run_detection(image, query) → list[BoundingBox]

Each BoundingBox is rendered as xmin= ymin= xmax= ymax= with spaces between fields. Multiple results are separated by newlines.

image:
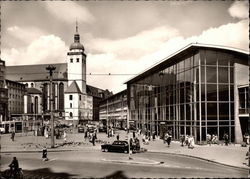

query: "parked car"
xmin=0 ymin=127 xmax=5 ymax=134
xmin=78 ymin=126 xmax=85 ymax=133
xmin=101 ymin=140 xmax=129 ymax=153
xmin=87 ymin=126 xmax=95 ymax=133
xmin=99 ymin=126 xmax=107 ymax=133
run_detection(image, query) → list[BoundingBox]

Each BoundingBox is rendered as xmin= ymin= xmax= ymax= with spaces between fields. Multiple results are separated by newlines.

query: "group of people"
xmin=84 ymin=130 xmax=97 ymax=146
xmin=180 ymin=135 xmax=195 ymax=149
xmin=206 ymin=134 xmax=219 ymax=145
xmin=107 ymin=127 xmax=114 ymax=138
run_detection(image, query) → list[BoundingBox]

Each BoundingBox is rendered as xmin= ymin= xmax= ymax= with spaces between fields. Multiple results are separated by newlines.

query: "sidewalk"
xmin=1 ymin=130 xmax=249 ymax=169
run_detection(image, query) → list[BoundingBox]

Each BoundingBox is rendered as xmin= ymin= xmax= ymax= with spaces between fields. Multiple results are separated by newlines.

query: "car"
xmin=78 ymin=126 xmax=85 ymax=133
xmin=87 ymin=126 xmax=95 ymax=133
xmin=0 ymin=127 xmax=5 ymax=134
xmin=101 ymin=140 xmax=129 ymax=153
xmin=99 ymin=127 xmax=107 ymax=133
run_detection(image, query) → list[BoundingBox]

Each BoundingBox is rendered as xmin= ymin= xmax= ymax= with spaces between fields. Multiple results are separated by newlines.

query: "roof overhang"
xmin=124 ymin=43 xmax=249 ymax=84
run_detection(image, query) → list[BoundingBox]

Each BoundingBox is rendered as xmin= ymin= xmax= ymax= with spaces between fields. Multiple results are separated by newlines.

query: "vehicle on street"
xmin=0 ymin=127 xmax=5 ymax=134
xmin=78 ymin=126 xmax=85 ymax=133
xmin=98 ymin=126 xmax=107 ymax=133
xmin=101 ymin=140 xmax=129 ymax=153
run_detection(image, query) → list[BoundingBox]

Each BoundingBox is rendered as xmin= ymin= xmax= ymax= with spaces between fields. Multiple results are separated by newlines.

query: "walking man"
xmin=92 ymin=133 xmax=96 ymax=146
xmin=166 ymin=133 xmax=172 ymax=147
xmin=42 ymin=146 xmax=48 ymax=161
xmin=11 ymin=131 xmax=15 ymax=142
xmin=223 ymin=133 xmax=229 ymax=146
xmin=180 ymin=135 xmax=185 ymax=147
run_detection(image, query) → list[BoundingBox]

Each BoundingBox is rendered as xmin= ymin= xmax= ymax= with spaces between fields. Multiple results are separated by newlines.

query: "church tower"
xmin=67 ymin=22 xmax=86 ymax=94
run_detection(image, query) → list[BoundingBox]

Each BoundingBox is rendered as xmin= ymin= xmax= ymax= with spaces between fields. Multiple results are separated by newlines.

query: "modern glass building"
xmin=125 ymin=43 xmax=249 ymax=143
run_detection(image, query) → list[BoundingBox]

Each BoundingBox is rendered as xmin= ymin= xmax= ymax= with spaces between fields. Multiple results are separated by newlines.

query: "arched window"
xmin=34 ymin=96 xmax=38 ymax=114
xmin=59 ymin=83 xmax=64 ymax=110
xmin=43 ymin=83 xmax=48 ymax=111
xmin=69 ymin=112 xmax=73 ymax=118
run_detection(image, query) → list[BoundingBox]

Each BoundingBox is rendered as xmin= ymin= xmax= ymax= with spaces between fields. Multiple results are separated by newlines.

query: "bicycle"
xmin=3 ymin=168 xmax=23 ymax=179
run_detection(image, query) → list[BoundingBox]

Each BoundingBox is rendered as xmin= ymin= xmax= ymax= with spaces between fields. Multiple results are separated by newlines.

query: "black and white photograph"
xmin=0 ymin=1 xmax=249 ymax=178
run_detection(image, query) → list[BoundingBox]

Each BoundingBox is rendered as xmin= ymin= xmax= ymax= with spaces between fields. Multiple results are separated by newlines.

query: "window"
xmin=70 ymin=59 xmax=73 ymax=63
xmin=70 ymin=112 xmax=73 ymax=117
xmin=79 ymin=95 xmax=81 ymax=101
xmin=70 ymin=103 xmax=72 ymax=108
xmin=76 ymin=58 xmax=79 ymax=62
xmin=69 ymin=95 xmax=73 ymax=100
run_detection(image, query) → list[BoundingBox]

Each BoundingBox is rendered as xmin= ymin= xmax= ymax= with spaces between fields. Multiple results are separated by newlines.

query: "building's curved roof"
xmin=125 ymin=43 xmax=249 ymax=84
xmin=69 ymin=42 xmax=85 ymax=51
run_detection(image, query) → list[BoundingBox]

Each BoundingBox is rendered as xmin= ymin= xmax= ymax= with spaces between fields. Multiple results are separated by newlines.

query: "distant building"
xmin=99 ymin=90 xmax=128 ymax=129
xmin=125 ymin=43 xmax=249 ymax=144
xmin=0 ymin=59 xmax=8 ymax=124
xmin=4 ymin=24 xmax=112 ymax=130
xmin=3 ymin=80 xmax=26 ymax=133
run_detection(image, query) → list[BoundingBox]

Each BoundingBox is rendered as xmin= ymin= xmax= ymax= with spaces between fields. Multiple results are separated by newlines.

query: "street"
xmin=1 ymin=149 xmax=248 ymax=178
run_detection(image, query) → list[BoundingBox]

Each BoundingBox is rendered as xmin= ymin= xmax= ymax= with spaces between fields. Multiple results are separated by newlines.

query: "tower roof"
xmin=65 ymin=80 xmax=82 ymax=93
xmin=69 ymin=21 xmax=84 ymax=51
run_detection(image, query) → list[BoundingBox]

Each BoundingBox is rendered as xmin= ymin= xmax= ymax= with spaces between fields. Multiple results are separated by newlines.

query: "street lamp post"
xmin=46 ymin=65 xmax=56 ymax=148
xmin=127 ymin=105 xmax=132 ymax=160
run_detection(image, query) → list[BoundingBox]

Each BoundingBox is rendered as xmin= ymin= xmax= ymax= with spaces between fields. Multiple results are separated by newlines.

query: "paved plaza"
xmin=1 ymin=130 xmax=249 ymax=169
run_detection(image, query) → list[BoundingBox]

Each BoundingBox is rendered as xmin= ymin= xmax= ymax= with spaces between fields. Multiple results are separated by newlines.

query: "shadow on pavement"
xmin=1 ymin=167 xmax=78 ymax=179
xmin=104 ymin=170 xmax=129 ymax=179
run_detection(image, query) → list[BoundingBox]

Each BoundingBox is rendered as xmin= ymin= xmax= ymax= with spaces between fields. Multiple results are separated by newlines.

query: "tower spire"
xmin=76 ymin=18 xmax=78 ymax=33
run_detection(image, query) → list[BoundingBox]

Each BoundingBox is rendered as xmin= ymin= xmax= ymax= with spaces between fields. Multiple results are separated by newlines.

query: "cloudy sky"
xmin=1 ymin=1 xmax=249 ymax=93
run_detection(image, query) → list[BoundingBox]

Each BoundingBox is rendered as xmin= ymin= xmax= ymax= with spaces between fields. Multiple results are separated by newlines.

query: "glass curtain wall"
xmin=129 ymin=49 xmax=235 ymax=143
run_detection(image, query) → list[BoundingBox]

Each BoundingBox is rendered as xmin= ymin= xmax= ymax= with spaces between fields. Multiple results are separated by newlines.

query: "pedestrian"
xmin=223 ymin=133 xmax=229 ymax=146
xmin=116 ymin=133 xmax=120 ymax=141
xmin=92 ymin=133 xmax=96 ymax=146
xmin=148 ymin=130 xmax=151 ymax=141
xmin=84 ymin=131 xmax=88 ymax=141
xmin=180 ymin=135 xmax=185 ymax=147
xmin=164 ymin=133 xmax=168 ymax=144
xmin=185 ymin=135 xmax=189 ymax=146
xmin=153 ymin=131 xmax=156 ymax=141
xmin=44 ymin=127 xmax=49 ymax=139
xmin=166 ymin=133 xmax=172 ymax=147
xmin=135 ymin=137 xmax=140 ymax=151
xmin=188 ymin=136 xmax=195 ymax=149
xmin=111 ymin=128 xmax=114 ymax=137
xmin=107 ymin=128 xmax=110 ymax=138
xmin=63 ymin=130 xmax=67 ymax=143
xmin=206 ymin=134 xmax=212 ymax=146
xmin=243 ymin=133 xmax=249 ymax=145
xmin=42 ymin=146 xmax=48 ymax=161
xmin=11 ymin=131 xmax=15 ymax=141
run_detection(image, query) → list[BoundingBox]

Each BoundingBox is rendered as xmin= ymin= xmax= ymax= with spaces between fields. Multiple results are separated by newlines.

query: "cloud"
xmin=86 ymin=25 xmax=179 ymax=60
xmin=44 ymin=1 xmax=95 ymax=24
xmin=228 ymin=1 xmax=249 ymax=19
xmin=2 ymin=35 xmax=68 ymax=65
xmin=7 ymin=26 xmax=45 ymax=44
xmin=86 ymin=19 xmax=248 ymax=93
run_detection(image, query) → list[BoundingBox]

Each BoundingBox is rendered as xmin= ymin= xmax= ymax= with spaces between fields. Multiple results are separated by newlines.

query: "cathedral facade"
xmin=4 ymin=25 xmax=111 ymax=131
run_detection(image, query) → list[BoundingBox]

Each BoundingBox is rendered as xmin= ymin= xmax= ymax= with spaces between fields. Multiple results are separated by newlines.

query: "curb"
xmin=146 ymin=150 xmax=249 ymax=170
xmin=101 ymin=158 xmax=161 ymax=165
